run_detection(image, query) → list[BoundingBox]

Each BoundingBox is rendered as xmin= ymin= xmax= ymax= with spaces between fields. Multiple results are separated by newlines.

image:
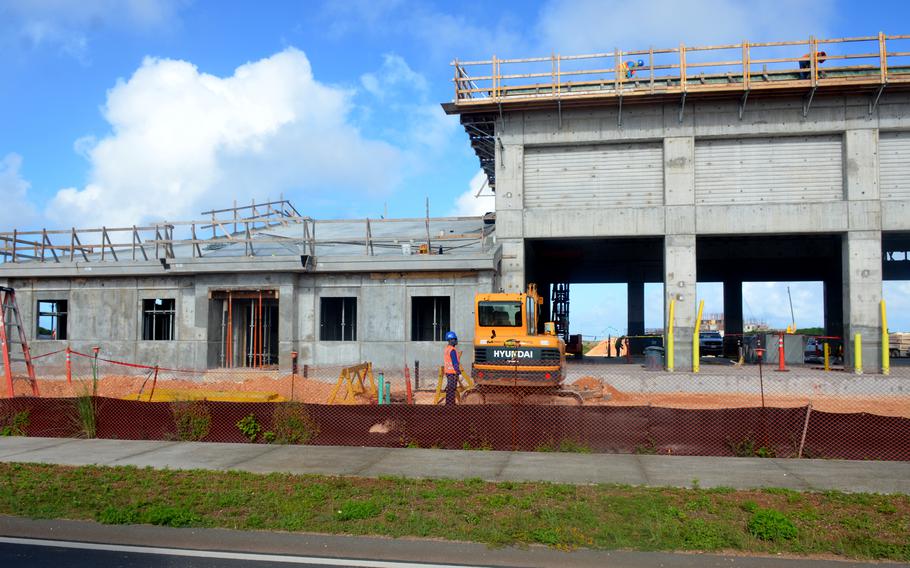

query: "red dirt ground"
xmin=6 ymin=373 xmax=908 ymax=417
xmin=571 ymin=376 xmax=910 ymax=417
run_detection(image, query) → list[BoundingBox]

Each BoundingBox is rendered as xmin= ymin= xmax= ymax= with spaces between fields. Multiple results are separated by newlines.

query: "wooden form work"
xmin=451 ymin=33 xmax=910 ymax=111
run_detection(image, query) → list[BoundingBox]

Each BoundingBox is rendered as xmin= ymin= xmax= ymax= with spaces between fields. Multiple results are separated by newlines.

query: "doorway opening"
xmin=210 ymin=290 xmax=279 ymax=369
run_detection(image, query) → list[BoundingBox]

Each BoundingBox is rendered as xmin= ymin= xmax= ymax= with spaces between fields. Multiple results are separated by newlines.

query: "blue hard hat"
xmin=445 ymin=331 xmax=458 ymax=341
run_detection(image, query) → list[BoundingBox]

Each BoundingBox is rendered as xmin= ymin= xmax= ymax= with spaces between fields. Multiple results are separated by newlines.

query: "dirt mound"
xmin=602 ymin=382 xmax=632 ymax=402
xmin=572 ymin=376 xmax=603 ymax=391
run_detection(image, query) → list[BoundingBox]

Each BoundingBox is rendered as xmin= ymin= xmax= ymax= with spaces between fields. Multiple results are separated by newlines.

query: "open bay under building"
xmin=3 ymin=33 xmax=910 ymax=374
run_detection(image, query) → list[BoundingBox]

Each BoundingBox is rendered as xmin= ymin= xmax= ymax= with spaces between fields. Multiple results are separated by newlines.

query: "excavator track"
xmin=460 ymin=387 xmax=583 ymax=406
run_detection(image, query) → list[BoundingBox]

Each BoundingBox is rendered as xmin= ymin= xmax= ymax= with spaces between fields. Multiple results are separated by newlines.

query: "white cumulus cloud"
xmin=452 ymin=170 xmax=494 ymax=216
xmin=47 ymin=48 xmax=403 ymax=227
xmin=0 ymin=153 xmax=38 ymax=230
xmin=360 ymin=54 xmax=428 ymax=100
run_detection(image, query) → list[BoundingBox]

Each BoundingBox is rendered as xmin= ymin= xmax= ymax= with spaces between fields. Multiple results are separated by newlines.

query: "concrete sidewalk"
xmin=1 ymin=437 xmax=908 ymax=494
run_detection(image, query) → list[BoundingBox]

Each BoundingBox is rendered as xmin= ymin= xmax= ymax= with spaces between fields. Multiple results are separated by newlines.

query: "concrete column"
xmin=663 ymin=137 xmax=696 ymax=370
xmin=842 ymin=231 xmax=883 ymax=371
xmin=665 ymin=235 xmax=697 ymax=369
xmin=627 ymin=281 xmax=645 ymax=336
xmin=842 ymin=128 xmax=883 ymax=372
xmin=722 ymin=280 xmax=743 ymax=336
xmin=278 ymin=280 xmax=297 ymax=369
xmin=494 ymin=141 xmax=525 ymax=293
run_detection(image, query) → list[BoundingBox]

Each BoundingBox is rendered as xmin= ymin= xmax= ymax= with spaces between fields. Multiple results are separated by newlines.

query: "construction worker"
xmin=443 ymin=331 xmax=461 ymax=405
xmin=798 ymin=50 xmax=826 ymax=80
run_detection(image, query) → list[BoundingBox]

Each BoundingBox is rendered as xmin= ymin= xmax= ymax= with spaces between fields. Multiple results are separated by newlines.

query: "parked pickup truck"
xmin=699 ymin=331 xmax=724 ymax=356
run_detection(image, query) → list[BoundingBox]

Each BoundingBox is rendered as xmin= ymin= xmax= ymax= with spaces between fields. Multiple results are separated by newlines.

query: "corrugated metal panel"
xmin=880 ymin=131 xmax=910 ymax=200
xmin=523 ymin=143 xmax=663 ymax=208
xmin=695 ymin=136 xmax=843 ymax=204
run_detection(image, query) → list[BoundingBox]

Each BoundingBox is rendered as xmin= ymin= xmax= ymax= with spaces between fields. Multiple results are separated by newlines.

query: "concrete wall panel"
xmin=523 ymin=142 xmax=664 ymax=208
xmin=879 ymin=130 xmax=910 ymax=200
xmin=695 ymin=135 xmax=844 ymax=205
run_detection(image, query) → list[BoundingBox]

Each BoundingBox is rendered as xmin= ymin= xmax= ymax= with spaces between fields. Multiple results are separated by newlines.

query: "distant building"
xmin=700 ymin=313 xmax=725 ymax=333
xmin=744 ymin=319 xmax=770 ymax=333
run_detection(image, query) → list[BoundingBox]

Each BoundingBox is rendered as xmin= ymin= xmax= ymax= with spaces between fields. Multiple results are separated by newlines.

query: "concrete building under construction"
xmin=0 ymin=201 xmax=498 ymax=371
xmin=2 ymin=32 xmax=910 ymax=373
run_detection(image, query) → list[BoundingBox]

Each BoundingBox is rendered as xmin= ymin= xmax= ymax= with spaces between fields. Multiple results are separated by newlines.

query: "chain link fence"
xmin=2 ymin=342 xmax=909 ymax=461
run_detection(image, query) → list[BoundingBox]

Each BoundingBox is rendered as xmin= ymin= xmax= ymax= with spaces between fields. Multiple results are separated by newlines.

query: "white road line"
xmin=0 ymin=537 xmax=488 ymax=568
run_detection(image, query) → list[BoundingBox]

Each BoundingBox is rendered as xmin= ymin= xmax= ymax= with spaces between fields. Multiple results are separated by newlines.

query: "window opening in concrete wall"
xmin=321 ymin=297 xmax=357 ymax=341
xmin=210 ymin=290 xmax=279 ymax=369
xmin=142 ymin=298 xmax=175 ymax=341
xmin=411 ymin=296 xmax=450 ymax=341
xmin=36 ymin=300 xmax=67 ymax=340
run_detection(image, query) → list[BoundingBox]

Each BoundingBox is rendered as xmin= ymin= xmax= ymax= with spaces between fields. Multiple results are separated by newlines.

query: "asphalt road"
xmin=0 ymin=537 xmax=470 ymax=568
xmin=0 ymin=519 xmax=902 ymax=568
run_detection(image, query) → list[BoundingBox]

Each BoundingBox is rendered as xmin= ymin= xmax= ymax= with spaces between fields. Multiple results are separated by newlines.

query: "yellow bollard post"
xmin=854 ymin=333 xmax=862 ymax=375
xmin=881 ymin=299 xmax=890 ymax=376
xmin=823 ymin=342 xmax=830 ymax=372
xmin=693 ymin=299 xmax=704 ymax=373
xmin=667 ymin=299 xmax=675 ymax=372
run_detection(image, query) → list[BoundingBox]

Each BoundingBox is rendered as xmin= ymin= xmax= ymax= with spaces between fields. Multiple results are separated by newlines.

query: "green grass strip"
xmin=1 ymin=463 xmax=908 ymax=561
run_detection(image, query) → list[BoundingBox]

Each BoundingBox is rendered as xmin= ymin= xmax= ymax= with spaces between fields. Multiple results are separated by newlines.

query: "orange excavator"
xmin=462 ymin=284 xmax=582 ymax=405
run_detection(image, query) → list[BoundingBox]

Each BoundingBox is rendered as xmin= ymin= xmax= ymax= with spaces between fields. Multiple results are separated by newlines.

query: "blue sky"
xmin=1 ymin=0 xmax=908 ymax=333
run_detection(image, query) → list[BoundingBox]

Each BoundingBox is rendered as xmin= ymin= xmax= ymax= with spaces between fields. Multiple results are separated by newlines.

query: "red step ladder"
xmin=1 ymin=287 xmax=39 ymax=397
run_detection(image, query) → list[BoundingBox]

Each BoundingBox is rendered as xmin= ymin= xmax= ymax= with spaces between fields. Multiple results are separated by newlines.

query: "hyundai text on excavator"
xmin=462 ymin=284 xmax=582 ymax=405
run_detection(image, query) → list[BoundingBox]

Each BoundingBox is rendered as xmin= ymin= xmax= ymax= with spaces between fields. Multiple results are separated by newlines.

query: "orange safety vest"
xmin=443 ymin=344 xmax=460 ymax=374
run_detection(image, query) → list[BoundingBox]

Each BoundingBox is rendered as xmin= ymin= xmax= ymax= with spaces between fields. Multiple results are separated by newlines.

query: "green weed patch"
xmin=0 ymin=462 xmax=907 ymax=561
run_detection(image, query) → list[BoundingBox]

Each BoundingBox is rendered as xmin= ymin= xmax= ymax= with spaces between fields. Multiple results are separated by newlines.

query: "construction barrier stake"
xmin=854 ymin=333 xmax=862 ymax=375
xmin=775 ymin=332 xmax=788 ymax=372
xmin=667 ymin=299 xmax=675 ymax=372
xmin=149 ymin=365 xmax=159 ymax=401
xmin=693 ymin=299 xmax=704 ymax=373
xmin=881 ymin=299 xmax=889 ymax=376
xmin=65 ymin=346 xmax=72 ymax=385
xmin=378 ymin=372 xmax=386 ymax=404
xmin=823 ymin=342 xmax=830 ymax=372
xmin=404 ymin=365 xmax=413 ymax=404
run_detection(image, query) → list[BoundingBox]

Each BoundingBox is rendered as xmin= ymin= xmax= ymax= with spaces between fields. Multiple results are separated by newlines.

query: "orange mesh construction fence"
xmin=2 ymin=346 xmax=909 ymax=461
